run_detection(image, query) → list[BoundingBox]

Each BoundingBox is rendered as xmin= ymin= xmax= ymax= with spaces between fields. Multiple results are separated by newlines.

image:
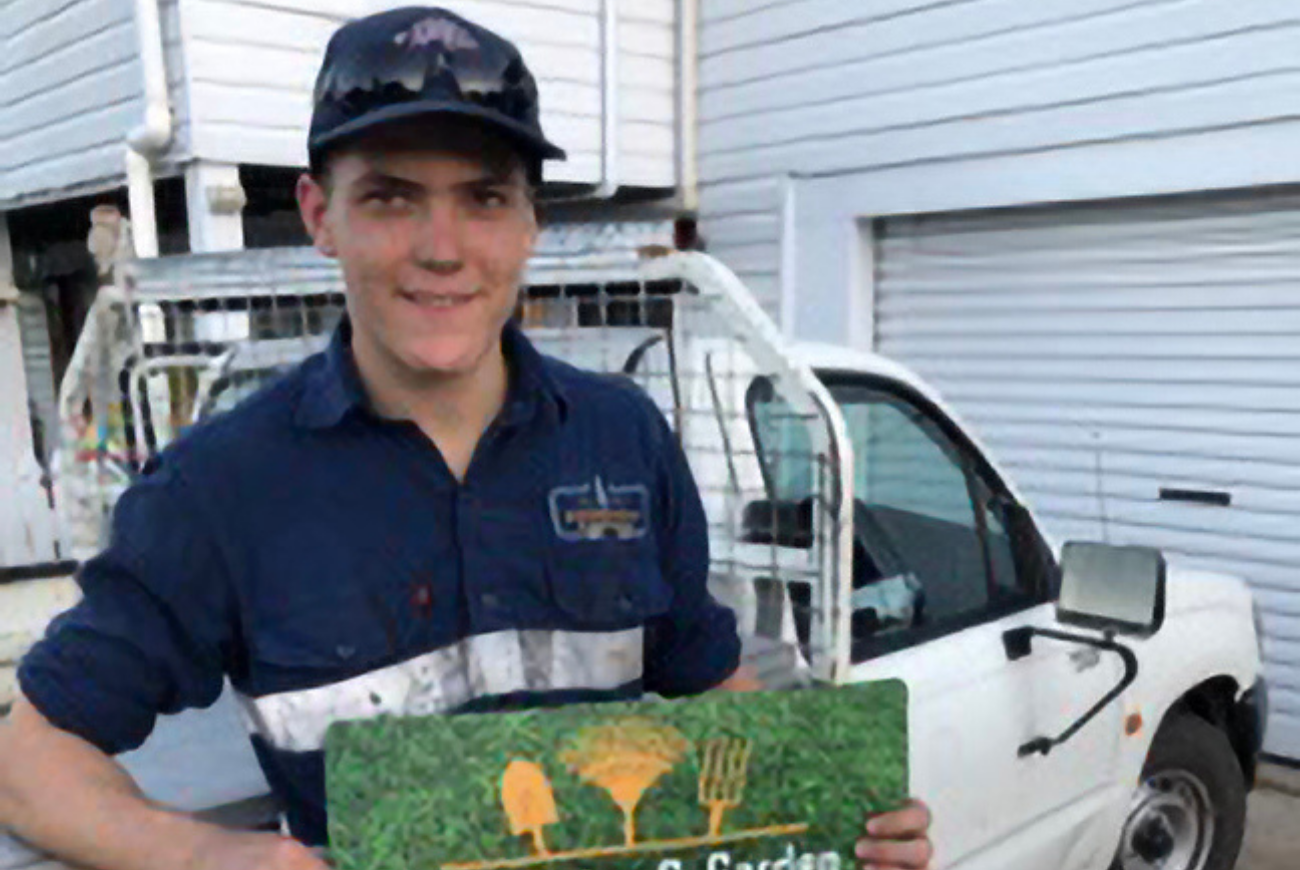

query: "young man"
xmin=0 ymin=8 xmax=932 ymax=870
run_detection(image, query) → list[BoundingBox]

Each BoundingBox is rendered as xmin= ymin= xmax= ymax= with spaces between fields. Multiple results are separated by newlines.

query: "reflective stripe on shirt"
xmin=235 ymin=627 xmax=644 ymax=752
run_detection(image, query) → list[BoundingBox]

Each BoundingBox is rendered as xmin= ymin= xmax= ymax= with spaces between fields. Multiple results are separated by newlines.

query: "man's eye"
xmin=364 ymin=190 xmax=411 ymax=206
xmin=474 ymin=188 xmax=509 ymax=208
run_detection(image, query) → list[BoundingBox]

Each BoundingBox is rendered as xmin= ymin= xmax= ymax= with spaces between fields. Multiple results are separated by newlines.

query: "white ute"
xmin=0 ymin=235 xmax=1267 ymax=870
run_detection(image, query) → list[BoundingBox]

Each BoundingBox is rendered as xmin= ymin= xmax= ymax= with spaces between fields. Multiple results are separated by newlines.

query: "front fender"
xmin=1122 ymin=566 xmax=1261 ymax=766
xmin=1088 ymin=564 xmax=1262 ymax=860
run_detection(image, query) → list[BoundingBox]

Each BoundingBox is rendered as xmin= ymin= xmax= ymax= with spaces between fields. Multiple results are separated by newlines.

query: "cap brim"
xmin=309 ymin=100 xmax=567 ymax=163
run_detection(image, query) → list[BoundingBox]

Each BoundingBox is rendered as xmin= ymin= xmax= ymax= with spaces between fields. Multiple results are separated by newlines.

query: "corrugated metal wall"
xmin=14 ymin=292 xmax=56 ymax=466
xmin=0 ymin=300 xmax=60 ymax=568
xmin=697 ymin=0 xmax=1300 ymax=320
xmin=875 ymin=190 xmax=1300 ymax=758
xmin=181 ymin=0 xmax=677 ymax=188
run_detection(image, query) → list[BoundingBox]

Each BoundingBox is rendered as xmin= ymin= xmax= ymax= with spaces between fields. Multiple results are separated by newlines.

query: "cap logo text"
xmin=394 ymin=16 xmax=480 ymax=51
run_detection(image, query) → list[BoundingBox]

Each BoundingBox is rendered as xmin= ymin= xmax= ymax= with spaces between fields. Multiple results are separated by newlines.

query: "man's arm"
xmin=0 ymin=694 xmax=327 ymax=870
xmin=0 ymin=462 xmax=327 ymax=870
xmin=0 ymin=692 xmax=207 ymax=870
xmin=641 ymin=403 xmax=743 ymax=697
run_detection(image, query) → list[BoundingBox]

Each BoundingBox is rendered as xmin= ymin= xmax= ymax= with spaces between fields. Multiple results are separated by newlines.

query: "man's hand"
xmin=855 ymin=799 xmax=933 ymax=870
xmin=715 ymin=665 xmax=764 ymax=693
xmin=189 ymin=830 xmax=330 ymax=870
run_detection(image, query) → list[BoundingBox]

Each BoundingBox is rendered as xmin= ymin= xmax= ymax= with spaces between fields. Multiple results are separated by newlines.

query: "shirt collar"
xmin=501 ymin=319 xmax=570 ymax=425
xmin=295 ymin=317 xmax=569 ymax=431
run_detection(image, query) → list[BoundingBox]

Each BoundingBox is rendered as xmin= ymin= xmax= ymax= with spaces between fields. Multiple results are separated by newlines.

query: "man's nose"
xmin=414 ymin=201 xmax=464 ymax=273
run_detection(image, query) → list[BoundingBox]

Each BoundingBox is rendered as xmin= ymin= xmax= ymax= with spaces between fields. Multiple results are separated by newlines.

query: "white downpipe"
xmin=592 ymin=0 xmax=620 ymax=198
xmin=126 ymin=0 xmax=174 ymax=258
xmin=678 ymin=0 xmax=700 ymax=211
xmin=126 ymin=151 xmax=160 ymax=259
xmin=128 ymin=0 xmax=172 ymax=155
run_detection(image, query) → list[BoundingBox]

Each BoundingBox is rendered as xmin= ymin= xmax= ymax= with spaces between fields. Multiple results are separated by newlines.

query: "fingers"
xmin=855 ymin=836 xmax=933 ymax=869
xmin=857 ymin=799 xmax=933 ymax=869
xmin=865 ymin=799 xmax=931 ymax=839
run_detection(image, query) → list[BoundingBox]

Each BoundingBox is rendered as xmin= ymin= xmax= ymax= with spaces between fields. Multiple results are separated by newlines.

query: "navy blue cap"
xmin=309 ymin=6 xmax=566 ymax=171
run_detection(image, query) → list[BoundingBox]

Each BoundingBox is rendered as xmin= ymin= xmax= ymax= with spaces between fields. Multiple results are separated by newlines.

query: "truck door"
xmin=749 ymin=376 xmax=1130 ymax=870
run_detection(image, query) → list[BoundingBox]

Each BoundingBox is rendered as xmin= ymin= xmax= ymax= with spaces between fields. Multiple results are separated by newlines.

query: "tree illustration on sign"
xmin=501 ymin=760 xmax=559 ymax=856
xmin=698 ymin=737 xmax=753 ymax=836
xmin=560 ymin=717 xmax=690 ymax=847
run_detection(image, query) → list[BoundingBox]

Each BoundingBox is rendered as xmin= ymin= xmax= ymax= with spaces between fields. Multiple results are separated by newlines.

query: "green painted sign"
xmin=326 ymin=682 xmax=908 ymax=870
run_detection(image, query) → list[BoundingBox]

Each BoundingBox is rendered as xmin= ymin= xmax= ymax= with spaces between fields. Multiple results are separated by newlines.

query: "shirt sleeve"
xmin=642 ymin=409 xmax=742 ymax=698
xmin=17 ymin=460 xmax=237 ymax=755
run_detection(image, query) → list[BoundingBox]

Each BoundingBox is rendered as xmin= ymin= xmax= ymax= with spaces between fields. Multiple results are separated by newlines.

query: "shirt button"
xmin=411 ymin=583 xmax=433 ymax=616
xmin=482 ymin=593 xmax=501 ymax=610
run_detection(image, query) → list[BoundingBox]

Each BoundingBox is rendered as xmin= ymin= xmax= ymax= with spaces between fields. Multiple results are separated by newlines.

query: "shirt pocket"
xmin=248 ymin=590 xmax=398 ymax=692
xmin=546 ymin=537 xmax=673 ymax=630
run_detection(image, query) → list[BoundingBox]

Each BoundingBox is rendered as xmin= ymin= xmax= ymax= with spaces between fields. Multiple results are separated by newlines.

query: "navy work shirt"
xmin=18 ymin=319 xmax=741 ymax=845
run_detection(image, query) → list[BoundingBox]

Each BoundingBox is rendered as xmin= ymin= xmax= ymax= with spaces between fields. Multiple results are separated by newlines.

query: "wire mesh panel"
xmin=50 ymin=237 xmax=854 ymax=683
xmin=522 ymin=251 xmax=854 ymax=685
xmin=52 ymin=248 xmax=347 ymax=562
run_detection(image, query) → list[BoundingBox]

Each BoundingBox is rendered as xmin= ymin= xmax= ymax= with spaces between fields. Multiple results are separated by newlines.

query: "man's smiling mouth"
xmin=398 ymin=288 xmax=480 ymax=309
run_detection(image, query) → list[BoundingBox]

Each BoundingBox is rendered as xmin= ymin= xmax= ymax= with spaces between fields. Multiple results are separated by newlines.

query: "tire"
xmin=1111 ymin=712 xmax=1247 ymax=870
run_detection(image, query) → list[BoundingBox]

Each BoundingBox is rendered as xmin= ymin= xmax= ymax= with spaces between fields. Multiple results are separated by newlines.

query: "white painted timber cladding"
xmin=875 ymin=191 xmax=1300 ymax=759
xmin=180 ymin=0 xmax=676 ymax=187
xmin=696 ymin=0 xmax=1300 ymax=320
xmin=0 ymin=0 xmax=189 ymax=208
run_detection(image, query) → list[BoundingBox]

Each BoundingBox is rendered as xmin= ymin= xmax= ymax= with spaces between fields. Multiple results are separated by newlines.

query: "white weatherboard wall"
xmin=0 ymin=0 xmax=189 ymax=209
xmin=874 ymin=192 xmax=1300 ymax=761
xmin=1 ymin=0 xmax=672 ymax=209
xmin=181 ymin=0 xmax=677 ymax=188
xmin=697 ymin=0 xmax=1300 ymax=321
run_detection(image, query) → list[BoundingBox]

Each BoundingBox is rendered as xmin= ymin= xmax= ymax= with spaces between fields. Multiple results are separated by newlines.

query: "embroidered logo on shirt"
xmin=548 ymin=476 xmax=650 ymax=542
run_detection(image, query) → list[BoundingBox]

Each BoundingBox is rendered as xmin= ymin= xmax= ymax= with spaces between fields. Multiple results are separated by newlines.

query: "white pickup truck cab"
xmin=0 ymin=243 xmax=1268 ymax=870
xmin=738 ymin=340 xmax=1266 ymax=870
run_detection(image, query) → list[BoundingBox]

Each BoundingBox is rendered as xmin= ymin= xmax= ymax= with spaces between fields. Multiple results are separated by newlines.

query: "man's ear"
xmin=296 ymin=173 xmax=336 ymax=258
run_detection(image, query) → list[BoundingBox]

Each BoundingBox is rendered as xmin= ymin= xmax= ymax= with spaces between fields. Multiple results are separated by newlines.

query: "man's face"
xmin=297 ymin=122 xmax=538 ymax=380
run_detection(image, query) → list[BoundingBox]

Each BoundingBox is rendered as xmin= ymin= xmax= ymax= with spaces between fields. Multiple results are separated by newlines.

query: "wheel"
xmin=1111 ymin=713 xmax=1247 ymax=870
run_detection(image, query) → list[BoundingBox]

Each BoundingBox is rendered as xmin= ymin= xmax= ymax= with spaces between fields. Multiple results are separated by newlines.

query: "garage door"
xmin=876 ymin=190 xmax=1300 ymax=760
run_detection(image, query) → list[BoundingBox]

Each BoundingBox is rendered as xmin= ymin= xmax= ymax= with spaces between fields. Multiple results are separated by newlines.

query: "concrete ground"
xmin=1237 ymin=763 xmax=1300 ymax=870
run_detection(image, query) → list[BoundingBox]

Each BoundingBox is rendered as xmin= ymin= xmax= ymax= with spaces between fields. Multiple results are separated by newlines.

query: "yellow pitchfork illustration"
xmin=698 ymin=737 xmax=753 ymax=837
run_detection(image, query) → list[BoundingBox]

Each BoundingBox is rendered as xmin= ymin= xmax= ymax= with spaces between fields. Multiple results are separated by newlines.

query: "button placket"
xmin=458 ymin=488 xmax=494 ymax=625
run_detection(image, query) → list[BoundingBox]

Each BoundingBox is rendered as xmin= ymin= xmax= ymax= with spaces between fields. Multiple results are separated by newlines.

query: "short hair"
xmin=308 ymin=116 xmax=542 ymax=196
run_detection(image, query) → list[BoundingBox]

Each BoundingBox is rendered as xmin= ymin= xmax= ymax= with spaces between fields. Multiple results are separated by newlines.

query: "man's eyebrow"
xmin=457 ymin=167 xmax=520 ymax=187
xmin=353 ymin=167 xmax=520 ymax=191
xmin=354 ymin=170 xmax=426 ymax=191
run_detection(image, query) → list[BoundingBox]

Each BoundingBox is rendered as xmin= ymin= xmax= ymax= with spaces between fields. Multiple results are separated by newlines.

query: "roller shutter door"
xmin=876 ymin=191 xmax=1300 ymax=759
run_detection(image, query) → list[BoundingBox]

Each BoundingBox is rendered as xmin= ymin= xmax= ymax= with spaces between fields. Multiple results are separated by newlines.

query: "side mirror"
xmin=1057 ymin=542 xmax=1166 ymax=637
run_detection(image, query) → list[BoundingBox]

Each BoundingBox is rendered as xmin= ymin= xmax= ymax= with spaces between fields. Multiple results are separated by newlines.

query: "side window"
xmin=749 ymin=377 xmax=1041 ymax=660
xmin=832 ymin=383 xmax=1036 ymax=650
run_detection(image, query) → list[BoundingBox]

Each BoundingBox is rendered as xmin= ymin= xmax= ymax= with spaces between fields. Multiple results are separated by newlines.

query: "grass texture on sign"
xmin=326 ymin=681 xmax=908 ymax=870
